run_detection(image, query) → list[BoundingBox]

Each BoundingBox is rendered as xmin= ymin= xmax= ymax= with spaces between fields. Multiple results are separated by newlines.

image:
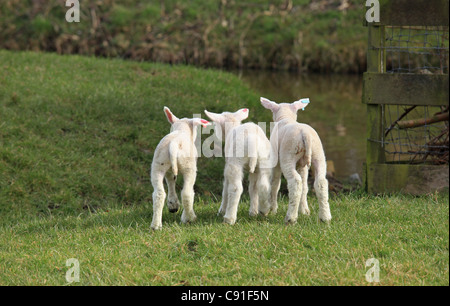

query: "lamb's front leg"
xmin=180 ymin=168 xmax=197 ymax=224
xmin=165 ymin=172 xmax=180 ymax=213
xmin=151 ymin=170 xmax=166 ymax=230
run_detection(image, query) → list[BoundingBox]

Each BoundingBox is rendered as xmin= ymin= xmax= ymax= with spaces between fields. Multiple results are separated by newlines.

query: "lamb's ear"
xmin=164 ymin=107 xmax=179 ymax=124
xmin=235 ymin=108 xmax=249 ymax=121
xmin=204 ymin=110 xmax=222 ymax=123
xmin=291 ymin=98 xmax=310 ymax=112
xmin=192 ymin=118 xmax=211 ymax=128
xmin=260 ymin=97 xmax=279 ymax=112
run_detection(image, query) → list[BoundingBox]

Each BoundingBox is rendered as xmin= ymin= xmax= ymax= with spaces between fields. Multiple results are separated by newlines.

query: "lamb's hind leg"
xmin=165 ymin=172 xmax=180 ymax=213
xmin=151 ymin=170 xmax=166 ymax=230
xmin=298 ymin=165 xmax=310 ymax=216
xmin=281 ymin=162 xmax=302 ymax=224
xmin=248 ymin=171 xmax=259 ymax=217
xmin=313 ymin=159 xmax=332 ymax=222
xmin=180 ymin=168 xmax=197 ymax=224
xmin=218 ymin=178 xmax=228 ymax=216
xmin=223 ymin=164 xmax=243 ymax=225
xmin=269 ymin=164 xmax=282 ymax=214
xmin=257 ymin=167 xmax=271 ymax=216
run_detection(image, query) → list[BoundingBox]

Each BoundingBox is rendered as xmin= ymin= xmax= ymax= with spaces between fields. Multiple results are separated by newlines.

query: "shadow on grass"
xmin=16 ymin=193 xmax=335 ymax=234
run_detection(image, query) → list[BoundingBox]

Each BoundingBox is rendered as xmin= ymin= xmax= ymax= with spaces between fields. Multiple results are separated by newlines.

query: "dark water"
xmin=233 ymin=70 xmax=365 ymax=180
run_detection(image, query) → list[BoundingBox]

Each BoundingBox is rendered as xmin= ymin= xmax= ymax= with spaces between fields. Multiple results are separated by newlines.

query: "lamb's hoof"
xmin=169 ymin=207 xmax=179 ymax=213
xmin=258 ymin=209 xmax=270 ymax=217
xmin=284 ymin=216 xmax=297 ymax=225
xmin=319 ymin=212 xmax=332 ymax=223
xmin=258 ymin=211 xmax=269 ymax=217
xmin=167 ymin=200 xmax=180 ymax=213
xmin=223 ymin=217 xmax=236 ymax=225
xmin=249 ymin=210 xmax=258 ymax=217
xmin=319 ymin=216 xmax=332 ymax=224
xmin=151 ymin=223 xmax=162 ymax=231
xmin=181 ymin=214 xmax=197 ymax=224
xmin=300 ymin=208 xmax=311 ymax=216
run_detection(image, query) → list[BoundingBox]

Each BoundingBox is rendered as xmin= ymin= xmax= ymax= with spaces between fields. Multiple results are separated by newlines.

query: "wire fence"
xmin=385 ymin=25 xmax=449 ymax=74
xmin=382 ymin=104 xmax=449 ymax=164
xmin=380 ymin=25 xmax=449 ymax=165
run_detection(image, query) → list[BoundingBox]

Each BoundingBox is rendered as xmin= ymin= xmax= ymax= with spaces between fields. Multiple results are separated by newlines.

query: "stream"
xmin=233 ymin=70 xmax=366 ymax=181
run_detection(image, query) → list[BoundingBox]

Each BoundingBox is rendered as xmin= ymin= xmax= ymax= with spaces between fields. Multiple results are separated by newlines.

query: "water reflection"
xmin=232 ymin=70 xmax=365 ymax=180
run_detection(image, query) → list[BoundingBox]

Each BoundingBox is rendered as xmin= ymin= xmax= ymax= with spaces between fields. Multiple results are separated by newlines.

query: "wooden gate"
xmin=363 ymin=0 xmax=449 ymax=194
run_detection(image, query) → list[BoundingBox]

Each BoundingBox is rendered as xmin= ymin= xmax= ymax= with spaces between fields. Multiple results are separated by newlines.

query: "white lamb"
xmin=150 ymin=107 xmax=211 ymax=230
xmin=260 ymin=97 xmax=332 ymax=224
xmin=204 ymin=108 xmax=273 ymax=225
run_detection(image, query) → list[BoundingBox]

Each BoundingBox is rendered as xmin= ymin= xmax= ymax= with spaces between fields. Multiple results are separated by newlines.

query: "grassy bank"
xmin=0 ymin=50 xmax=262 ymax=218
xmin=0 ymin=51 xmax=448 ymax=285
xmin=0 ymin=0 xmax=367 ymax=73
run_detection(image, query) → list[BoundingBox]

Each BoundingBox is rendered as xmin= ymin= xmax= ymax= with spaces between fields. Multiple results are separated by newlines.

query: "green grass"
xmin=0 ymin=50 xmax=261 ymax=218
xmin=0 ymin=193 xmax=448 ymax=285
xmin=0 ymin=50 xmax=448 ymax=285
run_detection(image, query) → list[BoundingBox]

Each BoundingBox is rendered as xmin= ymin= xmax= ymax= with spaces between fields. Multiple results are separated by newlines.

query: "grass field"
xmin=1 ymin=192 xmax=448 ymax=285
xmin=0 ymin=51 xmax=449 ymax=285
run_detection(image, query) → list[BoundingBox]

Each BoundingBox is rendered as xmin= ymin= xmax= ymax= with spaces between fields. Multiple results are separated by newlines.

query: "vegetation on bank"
xmin=0 ymin=0 xmax=367 ymax=73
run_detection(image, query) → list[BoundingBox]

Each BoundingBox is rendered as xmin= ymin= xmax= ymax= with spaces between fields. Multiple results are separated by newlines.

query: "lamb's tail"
xmin=302 ymin=131 xmax=312 ymax=168
xmin=249 ymin=156 xmax=257 ymax=174
xmin=247 ymin=133 xmax=258 ymax=173
xmin=169 ymin=142 xmax=178 ymax=176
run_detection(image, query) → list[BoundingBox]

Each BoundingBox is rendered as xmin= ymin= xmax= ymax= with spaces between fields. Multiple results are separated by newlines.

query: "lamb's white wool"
xmin=150 ymin=107 xmax=210 ymax=230
xmin=204 ymin=108 xmax=273 ymax=225
xmin=260 ymin=97 xmax=332 ymax=224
